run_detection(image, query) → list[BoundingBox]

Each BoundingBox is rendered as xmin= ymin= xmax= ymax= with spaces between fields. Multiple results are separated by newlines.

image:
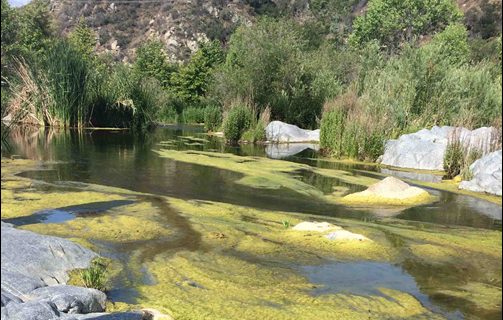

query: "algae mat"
xmin=2 ymin=158 xmax=502 ymax=319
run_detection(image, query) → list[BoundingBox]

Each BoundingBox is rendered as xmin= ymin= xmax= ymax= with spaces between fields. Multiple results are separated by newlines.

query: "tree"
xmin=1 ymin=0 xmax=18 ymax=74
xmin=69 ymin=17 xmax=96 ymax=58
xmin=16 ymin=0 xmax=54 ymax=57
xmin=349 ymin=0 xmax=463 ymax=52
xmin=426 ymin=23 xmax=470 ymax=66
xmin=171 ymin=40 xmax=224 ymax=104
xmin=133 ymin=39 xmax=175 ymax=87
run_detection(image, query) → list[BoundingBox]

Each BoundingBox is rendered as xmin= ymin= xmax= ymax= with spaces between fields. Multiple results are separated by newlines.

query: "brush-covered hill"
xmin=38 ymin=0 xmax=503 ymax=62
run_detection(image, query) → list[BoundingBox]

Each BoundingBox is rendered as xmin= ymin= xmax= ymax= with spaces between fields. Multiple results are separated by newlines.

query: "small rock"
xmin=291 ymin=222 xmax=341 ymax=232
xmin=325 ymin=230 xmax=369 ymax=241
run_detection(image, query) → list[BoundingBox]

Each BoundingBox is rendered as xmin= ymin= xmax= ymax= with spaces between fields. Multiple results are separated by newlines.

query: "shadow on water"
xmin=4 ymin=200 xmax=135 ymax=226
xmin=6 ymin=126 xmax=501 ymax=230
xmin=3 ymin=126 xmax=502 ymax=318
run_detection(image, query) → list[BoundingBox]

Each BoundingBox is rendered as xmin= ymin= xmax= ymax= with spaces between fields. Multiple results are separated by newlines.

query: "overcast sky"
xmin=8 ymin=0 xmax=31 ymax=7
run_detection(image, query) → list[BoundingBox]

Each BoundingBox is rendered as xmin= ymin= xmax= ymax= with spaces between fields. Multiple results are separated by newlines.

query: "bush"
xmin=180 ymin=107 xmax=205 ymax=124
xmin=80 ymin=258 xmax=108 ymax=291
xmin=204 ymin=105 xmax=222 ymax=131
xmin=444 ymin=139 xmax=465 ymax=179
xmin=222 ymin=103 xmax=253 ymax=143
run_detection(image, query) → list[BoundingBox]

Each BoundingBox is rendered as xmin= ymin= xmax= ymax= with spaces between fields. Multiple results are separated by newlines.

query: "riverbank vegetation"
xmin=1 ymin=0 xmax=502 ymax=153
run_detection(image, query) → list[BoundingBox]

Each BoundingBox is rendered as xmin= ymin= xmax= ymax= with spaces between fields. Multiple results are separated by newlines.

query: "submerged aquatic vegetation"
xmin=153 ymin=149 xmax=381 ymax=205
xmin=1 ymin=157 xmax=501 ymax=319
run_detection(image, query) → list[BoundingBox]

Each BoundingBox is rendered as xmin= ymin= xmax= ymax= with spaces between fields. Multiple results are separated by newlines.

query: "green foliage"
xmin=320 ymin=109 xmax=346 ymax=158
xmin=213 ymin=18 xmax=327 ymax=129
xmin=1 ymin=0 xmax=18 ymax=66
xmin=443 ymin=139 xmax=465 ymax=179
xmin=68 ymin=17 xmax=96 ymax=58
xmin=80 ymin=258 xmax=108 ymax=291
xmin=461 ymin=149 xmax=482 ymax=180
xmin=241 ymin=121 xmax=266 ymax=143
xmin=180 ymin=107 xmax=205 ymax=124
xmin=204 ymin=105 xmax=222 ymax=131
xmin=134 ymin=39 xmax=175 ymax=87
xmin=16 ymin=0 xmax=54 ymax=58
xmin=282 ymin=220 xmax=290 ymax=229
xmin=349 ymin=0 xmax=462 ymax=52
xmin=172 ymin=40 xmax=224 ymax=104
xmin=222 ymin=103 xmax=253 ymax=143
xmin=426 ymin=23 xmax=470 ymax=65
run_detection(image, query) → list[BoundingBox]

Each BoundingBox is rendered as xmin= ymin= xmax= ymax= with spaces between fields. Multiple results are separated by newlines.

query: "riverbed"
xmin=1 ymin=125 xmax=502 ymax=319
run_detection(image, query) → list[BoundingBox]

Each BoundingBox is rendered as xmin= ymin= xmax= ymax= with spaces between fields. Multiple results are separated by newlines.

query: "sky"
xmin=8 ymin=0 xmax=31 ymax=7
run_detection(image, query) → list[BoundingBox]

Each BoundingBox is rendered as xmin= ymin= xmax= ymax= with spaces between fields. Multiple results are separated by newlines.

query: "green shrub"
xmin=320 ymin=109 xmax=346 ymax=157
xmin=204 ymin=105 xmax=222 ymax=131
xmin=181 ymin=107 xmax=205 ymax=124
xmin=80 ymin=257 xmax=108 ymax=291
xmin=444 ymin=139 xmax=465 ymax=179
xmin=241 ymin=121 xmax=266 ymax=143
xmin=461 ymin=149 xmax=482 ymax=180
xmin=222 ymin=104 xmax=253 ymax=143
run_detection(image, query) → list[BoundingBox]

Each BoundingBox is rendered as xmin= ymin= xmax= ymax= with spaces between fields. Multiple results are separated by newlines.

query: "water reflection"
xmin=4 ymin=126 xmax=502 ymax=230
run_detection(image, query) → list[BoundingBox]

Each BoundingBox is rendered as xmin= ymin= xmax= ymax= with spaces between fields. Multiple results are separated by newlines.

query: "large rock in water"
xmin=265 ymin=121 xmax=320 ymax=143
xmin=341 ymin=177 xmax=432 ymax=206
xmin=0 ymin=223 xmax=158 ymax=320
xmin=1 ymin=222 xmax=96 ymax=294
xmin=459 ymin=150 xmax=502 ymax=196
xmin=381 ymin=126 xmax=498 ymax=171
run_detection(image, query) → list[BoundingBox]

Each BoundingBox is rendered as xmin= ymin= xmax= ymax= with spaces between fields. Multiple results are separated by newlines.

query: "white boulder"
xmin=459 ymin=150 xmax=502 ymax=196
xmin=381 ymin=126 xmax=499 ymax=171
xmin=265 ymin=121 xmax=320 ymax=143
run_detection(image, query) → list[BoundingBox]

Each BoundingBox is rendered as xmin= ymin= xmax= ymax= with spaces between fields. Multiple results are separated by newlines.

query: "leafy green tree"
xmin=213 ymin=18 xmax=330 ymax=128
xmin=69 ymin=17 xmax=97 ymax=58
xmin=133 ymin=39 xmax=175 ymax=87
xmin=1 ymin=0 xmax=18 ymax=75
xmin=349 ymin=0 xmax=463 ymax=52
xmin=426 ymin=23 xmax=470 ymax=65
xmin=171 ymin=40 xmax=224 ymax=104
xmin=16 ymin=0 xmax=54 ymax=57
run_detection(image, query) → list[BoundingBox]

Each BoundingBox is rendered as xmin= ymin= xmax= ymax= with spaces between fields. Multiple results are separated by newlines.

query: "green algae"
xmin=357 ymin=168 xmax=502 ymax=205
xmin=21 ymin=201 xmax=172 ymax=242
xmin=154 ymin=150 xmax=385 ymax=205
xmin=2 ymin=157 xmax=501 ymax=319
xmin=139 ymin=251 xmax=443 ymax=320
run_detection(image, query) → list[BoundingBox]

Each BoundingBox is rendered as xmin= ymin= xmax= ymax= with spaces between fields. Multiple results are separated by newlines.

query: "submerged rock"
xmin=459 ymin=150 xmax=502 ymax=196
xmin=265 ymin=121 xmax=320 ymax=143
xmin=381 ymin=126 xmax=498 ymax=171
xmin=340 ymin=177 xmax=433 ymax=206
xmin=291 ymin=221 xmax=341 ymax=232
xmin=325 ymin=230 xmax=369 ymax=241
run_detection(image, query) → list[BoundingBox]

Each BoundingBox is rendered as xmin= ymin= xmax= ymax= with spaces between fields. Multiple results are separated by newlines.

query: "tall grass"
xmin=7 ymin=40 xmax=163 ymax=129
xmin=320 ymin=43 xmax=502 ymax=161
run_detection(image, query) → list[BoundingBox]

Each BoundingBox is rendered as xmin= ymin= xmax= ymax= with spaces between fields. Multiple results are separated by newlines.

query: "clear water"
xmin=2 ymin=125 xmax=502 ymax=319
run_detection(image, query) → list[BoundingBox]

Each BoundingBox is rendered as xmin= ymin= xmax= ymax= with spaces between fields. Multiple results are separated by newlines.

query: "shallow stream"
xmin=2 ymin=125 xmax=502 ymax=319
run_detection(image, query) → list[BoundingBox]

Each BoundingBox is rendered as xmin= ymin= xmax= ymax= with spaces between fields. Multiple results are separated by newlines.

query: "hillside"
xmin=47 ymin=0 xmax=500 ymax=63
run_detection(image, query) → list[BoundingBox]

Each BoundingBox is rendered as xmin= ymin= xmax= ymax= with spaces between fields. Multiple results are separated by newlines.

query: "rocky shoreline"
xmin=0 ymin=222 xmax=150 ymax=320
